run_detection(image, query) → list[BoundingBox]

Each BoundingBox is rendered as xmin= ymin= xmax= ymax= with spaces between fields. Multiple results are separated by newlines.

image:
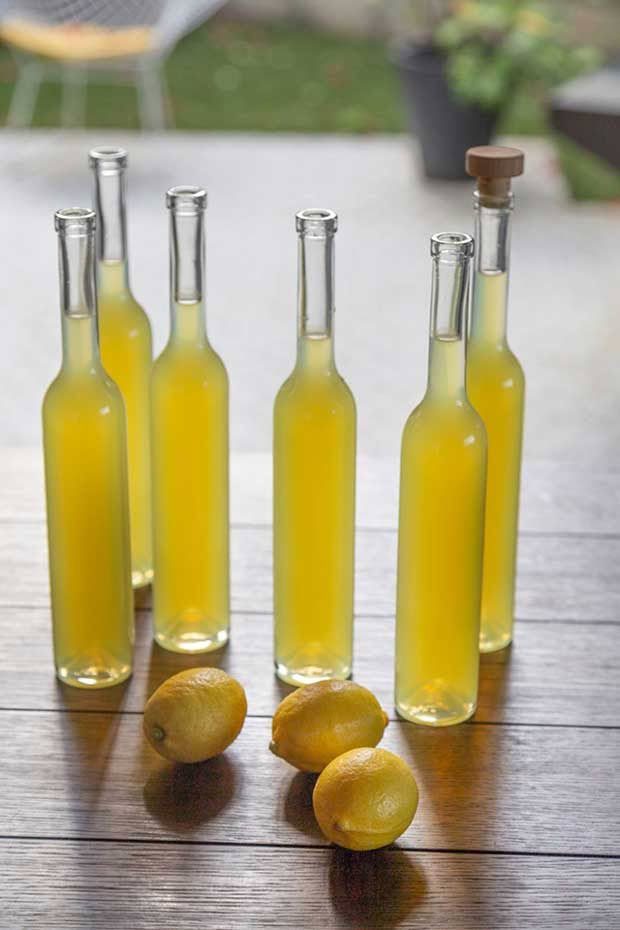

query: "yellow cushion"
xmin=0 ymin=18 xmax=153 ymax=60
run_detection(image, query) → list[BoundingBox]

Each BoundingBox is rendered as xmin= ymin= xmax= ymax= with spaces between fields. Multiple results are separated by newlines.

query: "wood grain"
xmin=2 ymin=711 xmax=619 ymax=854
xmin=2 ymin=839 xmax=618 ymax=930
xmin=3 ymin=448 xmax=620 ymax=535
xmin=1 ymin=606 xmax=618 ymax=727
xmin=2 ymin=521 xmax=619 ymax=620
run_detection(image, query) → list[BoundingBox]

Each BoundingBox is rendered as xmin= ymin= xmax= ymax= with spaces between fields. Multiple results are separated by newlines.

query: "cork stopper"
xmin=465 ymin=146 xmax=524 ymax=203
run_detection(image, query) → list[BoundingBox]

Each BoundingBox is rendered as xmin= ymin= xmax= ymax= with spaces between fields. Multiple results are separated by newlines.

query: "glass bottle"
xmin=89 ymin=146 xmax=153 ymax=589
xmin=465 ymin=146 xmax=525 ymax=653
xmin=395 ymin=233 xmax=486 ymax=726
xmin=151 ymin=186 xmax=230 ymax=653
xmin=43 ymin=208 xmax=134 ymax=688
xmin=273 ymin=209 xmax=356 ymax=686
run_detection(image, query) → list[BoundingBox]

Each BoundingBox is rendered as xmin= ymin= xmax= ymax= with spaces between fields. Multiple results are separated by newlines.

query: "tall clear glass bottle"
xmin=395 ymin=233 xmax=486 ymax=726
xmin=89 ymin=146 xmax=153 ymax=589
xmin=43 ymin=208 xmax=133 ymax=688
xmin=151 ymin=186 xmax=230 ymax=653
xmin=466 ymin=146 xmax=525 ymax=653
xmin=274 ymin=209 xmax=356 ymax=686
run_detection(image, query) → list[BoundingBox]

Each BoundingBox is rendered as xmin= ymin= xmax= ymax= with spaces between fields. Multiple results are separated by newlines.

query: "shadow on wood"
xmin=54 ymin=689 xmax=127 ymax=825
xmin=283 ymin=770 xmax=323 ymax=841
xmin=329 ymin=847 xmax=427 ymax=927
xmin=145 ymin=636 xmax=229 ymax=701
xmin=477 ymin=641 xmax=513 ymax=722
xmin=143 ymin=755 xmax=238 ymax=832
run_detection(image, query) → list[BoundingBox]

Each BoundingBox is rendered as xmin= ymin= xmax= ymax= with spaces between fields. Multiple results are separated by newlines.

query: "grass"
xmin=0 ymin=18 xmax=545 ymax=135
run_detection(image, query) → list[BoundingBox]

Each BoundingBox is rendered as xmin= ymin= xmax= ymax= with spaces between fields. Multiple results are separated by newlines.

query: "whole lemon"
xmin=143 ymin=667 xmax=247 ymax=763
xmin=312 ymin=747 xmax=418 ymax=851
xmin=270 ymin=680 xmax=389 ymax=773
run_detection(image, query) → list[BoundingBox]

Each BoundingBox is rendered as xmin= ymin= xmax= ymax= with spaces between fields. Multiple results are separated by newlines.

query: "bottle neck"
xmin=169 ymin=199 xmax=207 ymax=345
xmin=426 ymin=245 xmax=469 ymax=399
xmin=58 ymin=223 xmax=100 ymax=371
xmin=470 ymin=191 xmax=513 ymax=345
xmin=297 ymin=229 xmax=335 ymax=369
xmin=92 ymin=163 xmax=129 ymax=277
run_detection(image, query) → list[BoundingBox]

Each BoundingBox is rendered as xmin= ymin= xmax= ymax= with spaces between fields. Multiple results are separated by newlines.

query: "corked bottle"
xmin=465 ymin=146 xmax=526 ymax=653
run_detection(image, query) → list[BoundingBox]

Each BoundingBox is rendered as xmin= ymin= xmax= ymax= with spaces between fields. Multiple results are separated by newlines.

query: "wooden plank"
xmin=1 ymin=606 xmax=618 ymax=727
xmin=2 ymin=448 xmax=620 ymax=534
xmin=2 ymin=840 xmax=618 ymax=930
xmin=2 ymin=711 xmax=619 ymax=854
xmin=2 ymin=520 xmax=619 ymax=621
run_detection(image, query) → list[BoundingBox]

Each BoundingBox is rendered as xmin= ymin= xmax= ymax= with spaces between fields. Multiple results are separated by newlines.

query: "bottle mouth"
xmin=54 ymin=207 xmax=96 ymax=237
xmin=430 ymin=232 xmax=474 ymax=260
xmin=88 ymin=146 xmax=127 ymax=172
xmin=296 ymin=208 xmax=338 ymax=237
xmin=166 ymin=185 xmax=207 ymax=214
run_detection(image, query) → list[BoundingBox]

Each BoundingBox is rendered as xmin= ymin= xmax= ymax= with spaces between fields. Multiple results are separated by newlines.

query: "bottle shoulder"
xmin=43 ymin=367 xmax=125 ymax=419
xmin=402 ymin=395 xmax=486 ymax=447
xmin=275 ymin=365 xmax=356 ymax=416
xmin=98 ymin=291 xmax=152 ymax=335
xmin=153 ymin=341 xmax=228 ymax=386
xmin=468 ymin=342 xmax=525 ymax=386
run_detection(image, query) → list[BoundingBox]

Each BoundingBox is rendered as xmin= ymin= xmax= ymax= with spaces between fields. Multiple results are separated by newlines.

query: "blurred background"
xmin=0 ymin=0 xmax=618 ymax=496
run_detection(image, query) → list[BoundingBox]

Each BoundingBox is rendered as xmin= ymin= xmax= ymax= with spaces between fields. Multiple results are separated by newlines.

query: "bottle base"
xmin=479 ymin=628 xmax=512 ymax=653
xmin=274 ymin=659 xmax=352 ymax=688
xmin=154 ymin=621 xmax=229 ymax=654
xmin=132 ymin=566 xmax=154 ymax=589
xmin=395 ymin=682 xmax=476 ymax=726
xmin=56 ymin=662 xmax=132 ymax=690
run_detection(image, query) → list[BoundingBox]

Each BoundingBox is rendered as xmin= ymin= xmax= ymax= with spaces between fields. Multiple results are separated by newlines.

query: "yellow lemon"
xmin=312 ymin=747 xmax=418 ymax=851
xmin=270 ymin=680 xmax=389 ymax=772
xmin=143 ymin=667 xmax=247 ymax=763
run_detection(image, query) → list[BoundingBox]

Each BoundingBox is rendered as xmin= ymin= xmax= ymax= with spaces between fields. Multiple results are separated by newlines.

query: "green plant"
xmin=408 ymin=1 xmax=603 ymax=110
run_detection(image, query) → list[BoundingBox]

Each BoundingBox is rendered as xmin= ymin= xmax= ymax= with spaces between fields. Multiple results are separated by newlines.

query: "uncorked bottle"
xmin=43 ymin=207 xmax=133 ymax=688
xmin=273 ymin=209 xmax=356 ymax=686
xmin=151 ymin=186 xmax=230 ymax=654
xmin=90 ymin=146 xmax=153 ymax=589
xmin=395 ymin=232 xmax=486 ymax=726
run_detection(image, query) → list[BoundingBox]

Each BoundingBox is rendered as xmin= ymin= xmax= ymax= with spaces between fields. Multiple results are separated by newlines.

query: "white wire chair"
xmin=0 ymin=0 xmax=229 ymax=129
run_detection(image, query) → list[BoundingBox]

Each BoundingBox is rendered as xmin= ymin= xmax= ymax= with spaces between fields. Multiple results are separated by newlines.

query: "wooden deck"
xmin=1 ymin=449 xmax=619 ymax=928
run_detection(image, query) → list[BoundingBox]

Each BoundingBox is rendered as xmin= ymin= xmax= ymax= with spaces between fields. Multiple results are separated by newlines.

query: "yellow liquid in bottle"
xmin=98 ymin=261 xmax=153 ymax=589
xmin=274 ymin=335 xmax=356 ymax=686
xmin=395 ymin=338 xmax=486 ymax=725
xmin=467 ymin=272 xmax=525 ymax=652
xmin=151 ymin=302 xmax=229 ymax=653
xmin=42 ymin=316 xmax=134 ymax=688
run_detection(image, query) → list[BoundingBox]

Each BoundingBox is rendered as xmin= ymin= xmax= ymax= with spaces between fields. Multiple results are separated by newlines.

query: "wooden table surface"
xmin=1 ymin=449 xmax=619 ymax=928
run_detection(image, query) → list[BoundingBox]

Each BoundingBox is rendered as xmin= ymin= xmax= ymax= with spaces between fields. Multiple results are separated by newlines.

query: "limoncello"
xmin=151 ymin=186 xmax=229 ymax=653
xmin=43 ymin=208 xmax=133 ymax=688
xmin=274 ymin=209 xmax=356 ymax=686
xmin=465 ymin=146 xmax=525 ymax=652
xmin=395 ymin=233 xmax=486 ymax=726
xmin=90 ymin=147 xmax=153 ymax=589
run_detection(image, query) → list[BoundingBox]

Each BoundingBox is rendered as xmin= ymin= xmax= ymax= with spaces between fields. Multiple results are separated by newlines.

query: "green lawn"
xmin=0 ymin=19 xmax=545 ymax=134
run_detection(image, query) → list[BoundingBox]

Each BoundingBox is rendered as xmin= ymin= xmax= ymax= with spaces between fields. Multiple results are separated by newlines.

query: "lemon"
xmin=270 ymin=680 xmax=389 ymax=773
xmin=312 ymin=747 xmax=418 ymax=851
xmin=143 ymin=667 xmax=247 ymax=763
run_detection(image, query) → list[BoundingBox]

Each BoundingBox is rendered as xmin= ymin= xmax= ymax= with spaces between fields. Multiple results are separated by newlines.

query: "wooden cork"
xmin=465 ymin=146 xmax=524 ymax=203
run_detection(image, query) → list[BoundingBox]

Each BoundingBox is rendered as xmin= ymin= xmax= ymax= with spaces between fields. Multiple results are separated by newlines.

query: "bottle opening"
xmin=166 ymin=185 xmax=207 ymax=215
xmin=88 ymin=146 xmax=127 ymax=172
xmin=54 ymin=207 xmax=96 ymax=236
xmin=430 ymin=232 xmax=474 ymax=260
xmin=296 ymin=208 xmax=338 ymax=237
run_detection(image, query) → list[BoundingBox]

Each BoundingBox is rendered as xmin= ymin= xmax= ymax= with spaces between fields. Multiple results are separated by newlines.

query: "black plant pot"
xmin=394 ymin=43 xmax=499 ymax=180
